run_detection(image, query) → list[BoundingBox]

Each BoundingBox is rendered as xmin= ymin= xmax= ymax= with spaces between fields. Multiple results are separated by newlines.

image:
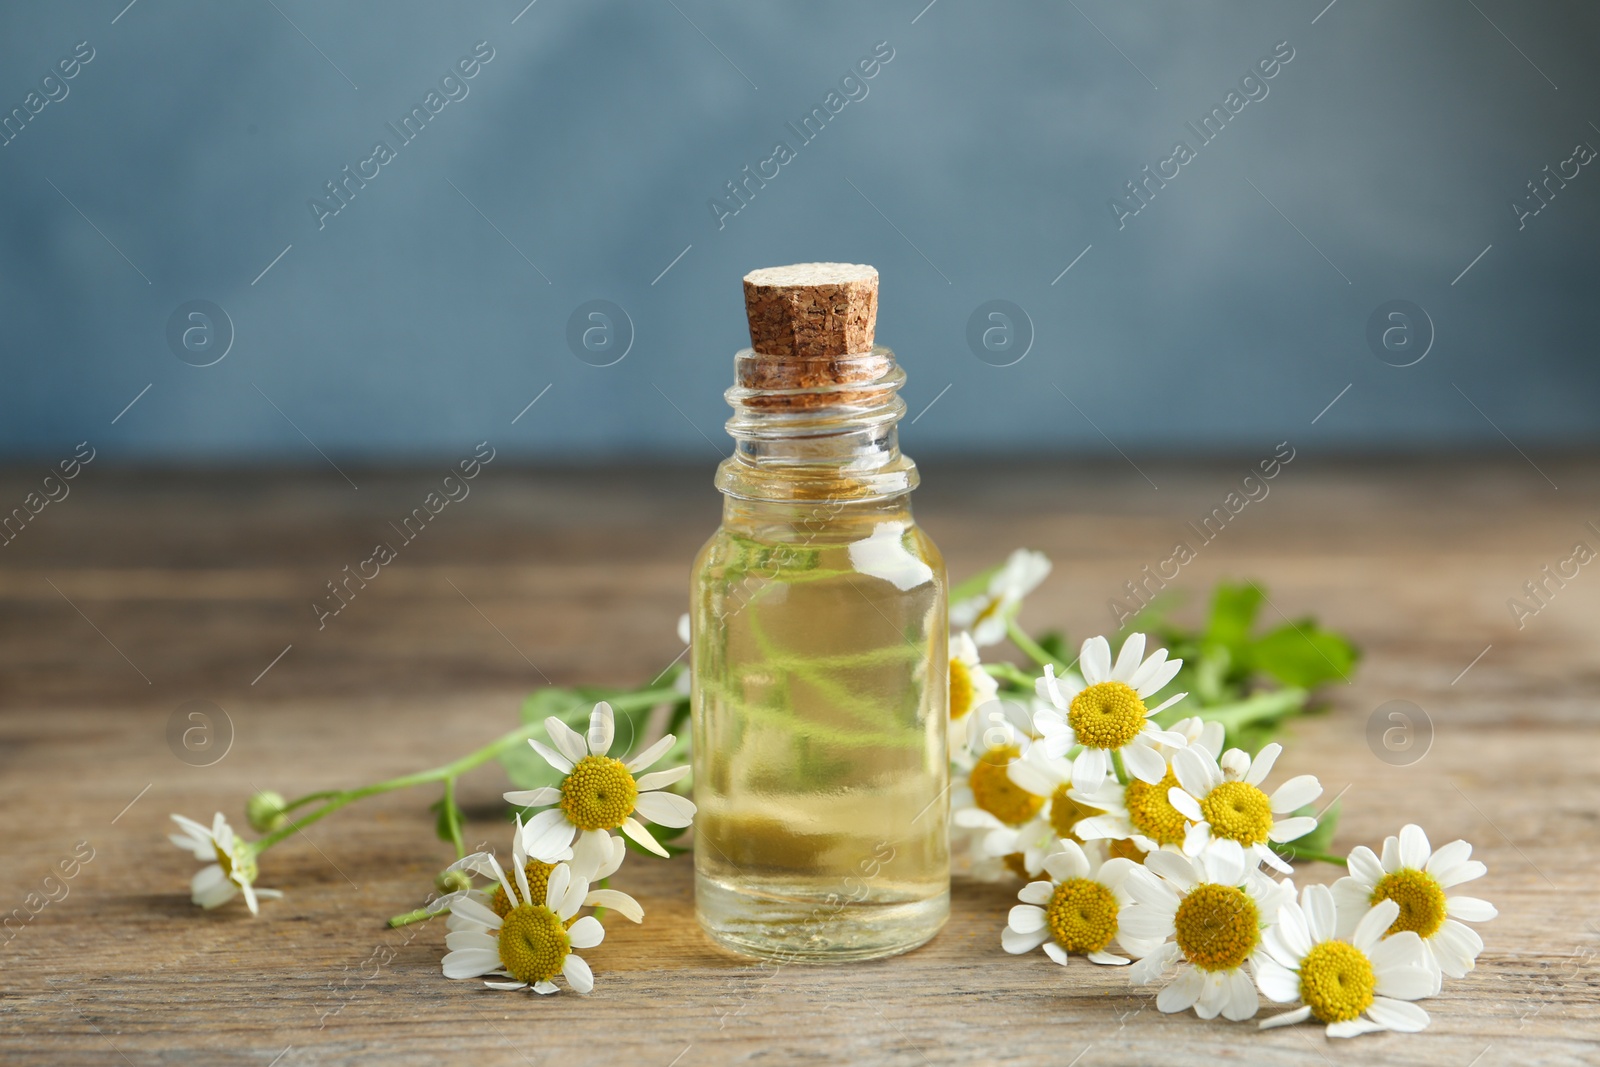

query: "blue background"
xmin=3 ymin=1 xmax=1597 ymax=462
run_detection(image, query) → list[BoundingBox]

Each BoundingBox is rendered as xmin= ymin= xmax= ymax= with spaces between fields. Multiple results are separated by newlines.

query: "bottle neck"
xmin=714 ymin=345 xmax=920 ymax=506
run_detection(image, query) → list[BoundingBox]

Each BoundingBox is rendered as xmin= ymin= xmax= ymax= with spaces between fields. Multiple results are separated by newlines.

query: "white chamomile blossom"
xmin=1168 ymin=741 xmax=1322 ymax=875
xmin=1002 ymin=841 xmax=1160 ymax=966
xmin=987 ymin=743 xmax=1109 ymax=877
xmin=1073 ymin=716 xmax=1224 ymax=857
xmin=434 ymin=816 xmax=644 ymax=929
xmin=948 ymin=631 xmax=1001 ymax=747
xmin=1121 ymin=838 xmax=1296 ymax=1021
xmin=168 ymin=813 xmax=283 ymax=916
xmin=1256 ymin=884 xmax=1434 ymax=1037
xmin=505 ymin=701 xmax=695 ymax=861
xmin=1033 ymin=633 xmax=1189 ymax=786
xmin=440 ymin=855 xmax=606 ymax=994
xmin=950 ymin=547 xmax=1051 ymax=647
xmin=950 ymin=699 xmax=1043 ymax=880
xmin=1331 ymin=824 xmax=1495 ymax=992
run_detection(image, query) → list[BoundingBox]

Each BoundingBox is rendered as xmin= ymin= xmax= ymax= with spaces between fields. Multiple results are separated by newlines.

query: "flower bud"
xmin=246 ymin=790 xmax=289 ymax=833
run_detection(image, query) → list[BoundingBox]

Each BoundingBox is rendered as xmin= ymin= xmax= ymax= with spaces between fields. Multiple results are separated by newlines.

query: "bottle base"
xmin=695 ymin=871 xmax=949 ymax=963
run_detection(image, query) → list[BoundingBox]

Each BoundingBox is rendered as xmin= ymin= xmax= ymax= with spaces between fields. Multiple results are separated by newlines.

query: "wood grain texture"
xmin=1 ymin=457 xmax=1597 ymax=1066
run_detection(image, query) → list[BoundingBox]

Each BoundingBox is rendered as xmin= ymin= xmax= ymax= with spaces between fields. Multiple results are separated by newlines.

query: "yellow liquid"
xmin=691 ymin=510 xmax=949 ymax=961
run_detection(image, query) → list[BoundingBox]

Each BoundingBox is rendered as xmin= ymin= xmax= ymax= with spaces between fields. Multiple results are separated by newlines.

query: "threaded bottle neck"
xmin=714 ymin=344 xmax=918 ymax=503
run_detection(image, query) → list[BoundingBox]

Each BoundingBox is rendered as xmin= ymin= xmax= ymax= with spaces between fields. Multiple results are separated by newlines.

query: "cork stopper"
xmin=743 ymin=263 xmax=878 ymax=358
xmin=738 ymin=264 xmax=888 ymax=406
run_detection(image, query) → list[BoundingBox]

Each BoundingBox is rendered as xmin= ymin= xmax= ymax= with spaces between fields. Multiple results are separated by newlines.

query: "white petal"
xmin=1137 ymin=657 xmax=1183 ymax=698
xmin=1072 ymin=746 xmax=1108 ymax=786
xmin=566 ymin=915 xmax=605 ymax=949
xmin=1194 ymin=970 xmax=1232 ymax=1020
xmin=1118 ymin=906 xmax=1176 ymax=941
xmin=585 ymin=888 xmax=644 ymax=923
xmin=1142 ymin=850 xmax=1197 ymax=891
xmin=1111 ymin=632 xmax=1146 ymax=683
xmin=1351 ymin=899 xmax=1400 ymax=953
xmin=1201 ymin=838 xmax=1247 ymax=886
xmin=1302 ymin=884 xmax=1337 ymax=943
xmin=1088 ymin=949 xmax=1130 ymax=966
xmin=562 ymin=952 xmax=594 ymax=993
xmin=1446 ymin=895 xmax=1497 ymax=922
xmin=1258 ymin=1005 xmax=1312 ymax=1030
xmin=1122 ymin=742 xmax=1165 ymax=784
xmin=633 ymin=789 xmax=696 ymax=828
xmin=546 ymin=716 xmax=590 ymax=765
xmin=1007 ymin=758 xmax=1057 ymax=797
xmin=1129 ymin=942 xmax=1178 ymax=982
xmin=442 ymin=948 xmax=501 ymax=980
xmin=1268 ymin=816 xmax=1318 ymax=844
xmin=1269 ymin=775 xmax=1322 ymax=814
xmin=1001 ymin=925 xmax=1050 ymax=955
xmin=1431 ymin=919 xmax=1484 ymax=977
xmin=1398 ymin=824 xmax=1431 ymax=870
xmin=1271 ymin=902 xmax=1313 ymax=962
xmin=1018 ymin=881 xmax=1055 ymax=907
xmin=1042 ymin=843 xmax=1089 ymax=882
xmin=503 ymin=786 xmax=562 ymax=807
xmin=527 ymin=738 xmax=574 ymax=774
xmin=1374 ymin=963 xmax=1433 ymax=1002
xmin=626 ymin=734 xmax=676 ymax=772
xmin=1127 ymin=646 xmax=1169 ymax=692
xmin=521 ymin=808 xmax=578 ymax=862
xmin=1222 ymin=967 xmax=1259 ymax=1021
xmin=621 ymin=816 xmax=669 ymax=857
xmin=450 ymin=893 xmax=504 ymax=931
xmin=1425 ymin=839 xmax=1475 ymax=879
xmin=532 ymin=980 xmax=559 ymax=995
xmin=586 ymin=702 xmax=615 ymax=756
xmin=636 ymin=765 xmax=692 ymax=791
xmin=1167 ymin=787 xmax=1202 ymax=822
xmin=1156 ymin=967 xmax=1205 ymax=1014
xmin=1008 ymin=904 xmax=1047 ymax=933
xmin=1042 ymin=942 xmax=1070 ymax=966
xmin=1035 ymin=663 xmax=1065 ymax=708
xmin=446 ymin=930 xmax=499 ymax=952
xmin=1182 ymin=821 xmax=1211 ymax=857
xmin=569 ymin=828 xmax=615 ymax=882
xmin=1380 ymin=833 xmax=1402 ymax=872
xmin=1080 ymin=635 xmax=1112 ymax=685
xmin=1244 ymin=743 xmax=1281 ymax=786
xmin=1254 ymin=956 xmax=1300 ymax=1002
xmin=546 ymin=863 xmax=571 ymax=913
xmin=1346 ymin=845 xmax=1384 ymax=886
xmin=1327 ymin=1017 xmax=1385 ymax=1038
xmin=1435 ymin=859 xmax=1488 ymax=889
xmin=1366 ymin=996 xmax=1429 ymax=1032
xmin=484 ymin=980 xmax=528 ymax=991
xmin=1172 ymin=747 xmax=1216 ymax=798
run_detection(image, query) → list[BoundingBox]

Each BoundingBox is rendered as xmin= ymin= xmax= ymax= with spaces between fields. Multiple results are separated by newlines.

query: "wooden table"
xmin=1 ymin=457 xmax=1595 ymax=1066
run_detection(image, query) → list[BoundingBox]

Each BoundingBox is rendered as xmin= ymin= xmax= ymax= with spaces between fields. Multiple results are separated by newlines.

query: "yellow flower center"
xmin=1124 ymin=768 xmax=1190 ymax=846
xmin=497 ymin=903 xmax=570 ymax=985
xmin=1045 ymin=877 xmax=1119 ymax=954
xmin=560 ymin=755 xmax=639 ymax=832
xmin=1370 ymin=868 xmax=1448 ymax=938
xmin=1198 ymin=781 xmax=1274 ymax=847
xmin=1173 ymin=883 xmax=1259 ymax=972
xmin=489 ymin=859 xmax=559 ymax=918
xmin=1298 ymin=940 xmax=1376 ymax=1024
xmin=213 ymin=841 xmax=256 ymax=886
xmin=949 ymin=657 xmax=976 ymax=721
xmin=968 ymin=745 xmax=1043 ymax=827
xmin=1067 ymin=681 xmax=1148 ymax=750
xmin=1048 ymin=785 xmax=1095 ymax=844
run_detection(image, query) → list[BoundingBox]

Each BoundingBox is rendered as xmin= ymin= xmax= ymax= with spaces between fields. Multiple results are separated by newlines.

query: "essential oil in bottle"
xmin=691 ymin=263 xmax=949 ymax=962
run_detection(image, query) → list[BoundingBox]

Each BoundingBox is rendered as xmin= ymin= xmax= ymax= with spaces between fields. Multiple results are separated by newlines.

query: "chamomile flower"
xmin=1033 ymin=633 xmax=1189 ymax=786
xmin=1002 ymin=841 xmax=1159 ymax=966
xmin=1072 ymin=716 xmax=1225 ymax=856
xmin=1168 ymin=741 xmax=1322 ymax=874
xmin=948 ymin=631 xmax=1001 ymax=747
xmin=440 ymin=856 xmax=605 ymax=994
xmin=1331 ymin=824 xmax=1495 ymax=992
xmin=988 ymin=744 xmax=1107 ymax=877
xmin=950 ymin=548 xmax=1051 ymax=647
xmin=168 ymin=812 xmax=283 ymax=916
xmin=435 ymin=816 xmax=644 ymax=928
xmin=1256 ymin=884 xmax=1434 ymax=1037
xmin=1121 ymin=838 xmax=1295 ymax=1021
xmin=505 ymin=701 xmax=695 ymax=861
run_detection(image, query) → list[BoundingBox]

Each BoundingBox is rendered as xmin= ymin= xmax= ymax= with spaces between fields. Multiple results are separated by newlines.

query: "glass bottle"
xmin=690 ymin=264 xmax=949 ymax=962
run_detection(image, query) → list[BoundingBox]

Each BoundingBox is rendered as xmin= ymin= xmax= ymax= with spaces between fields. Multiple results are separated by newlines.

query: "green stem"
xmin=255 ymin=684 xmax=683 ymax=854
xmin=983 ymin=661 xmax=1038 ymax=690
xmin=387 ymin=906 xmax=436 ymax=928
xmin=442 ymin=776 xmax=465 ymax=859
xmin=1111 ymin=749 xmax=1130 ymax=786
xmin=1007 ymin=618 xmax=1066 ymax=671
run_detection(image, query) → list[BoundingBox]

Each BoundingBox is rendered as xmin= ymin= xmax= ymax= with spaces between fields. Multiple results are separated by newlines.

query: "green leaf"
xmin=429 ymin=794 xmax=464 ymax=845
xmin=1036 ymin=630 xmax=1067 ymax=662
xmin=1250 ymin=622 xmax=1359 ymax=689
xmin=1204 ymin=581 xmax=1263 ymax=654
xmin=500 ymin=687 xmax=589 ymax=790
